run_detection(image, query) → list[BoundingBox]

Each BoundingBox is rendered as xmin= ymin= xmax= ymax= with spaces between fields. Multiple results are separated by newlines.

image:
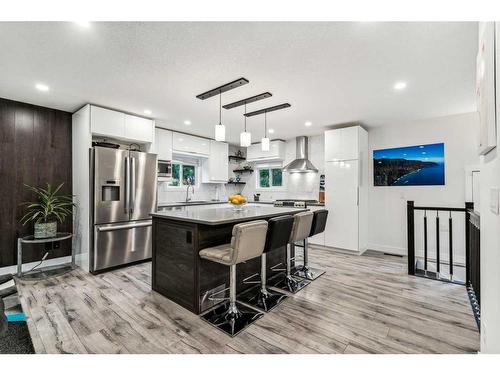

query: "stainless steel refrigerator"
xmin=91 ymin=147 xmax=157 ymax=272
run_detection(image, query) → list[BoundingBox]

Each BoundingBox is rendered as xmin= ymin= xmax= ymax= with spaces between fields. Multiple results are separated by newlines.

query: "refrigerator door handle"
xmin=357 ymin=187 xmax=359 ymax=206
xmin=124 ymin=156 xmax=130 ymax=214
xmin=96 ymin=221 xmax=152 ymax=232
xmin=130 ymin=156 xmax=136 ymax=213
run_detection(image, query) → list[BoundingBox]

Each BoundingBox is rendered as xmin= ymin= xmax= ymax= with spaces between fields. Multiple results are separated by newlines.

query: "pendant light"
xmin=240 ymin=103 xmax=251 ymax=147
xmin=261 ymin=111 xmax=270 ymax=151
xmin=214 ymin=91 xmax=225 ymax=141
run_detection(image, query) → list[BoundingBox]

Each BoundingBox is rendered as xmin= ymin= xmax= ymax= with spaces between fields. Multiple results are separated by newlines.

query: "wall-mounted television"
xmin=373 ymin=143 xmax=445 ymax=186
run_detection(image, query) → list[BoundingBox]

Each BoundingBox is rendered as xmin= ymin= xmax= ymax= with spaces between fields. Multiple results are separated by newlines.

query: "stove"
xmin=273 ymin=199 xmax=318 ymax=208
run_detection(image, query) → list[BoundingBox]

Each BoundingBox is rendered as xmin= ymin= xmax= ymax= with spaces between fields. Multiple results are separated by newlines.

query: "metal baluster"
xmin=436 ymin=211 xmax=440 ymax=276
xmin=424 ymin=210 xmax=428 ymax=273
xmin=449 ymin=212 xmax=453 ymax=280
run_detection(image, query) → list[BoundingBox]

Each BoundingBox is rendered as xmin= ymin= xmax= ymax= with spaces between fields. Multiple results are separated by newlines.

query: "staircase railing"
xmin=407 ymin=201 xmax=474 ymax=284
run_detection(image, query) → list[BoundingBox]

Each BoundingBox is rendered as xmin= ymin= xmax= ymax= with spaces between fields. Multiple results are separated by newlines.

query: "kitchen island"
xmin=151 ymin=204 xmax=306 ymax=314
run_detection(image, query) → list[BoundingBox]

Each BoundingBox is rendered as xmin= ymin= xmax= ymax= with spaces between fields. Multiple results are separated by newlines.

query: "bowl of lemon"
xmin=228 ymin=194 xmax=247 ymax=211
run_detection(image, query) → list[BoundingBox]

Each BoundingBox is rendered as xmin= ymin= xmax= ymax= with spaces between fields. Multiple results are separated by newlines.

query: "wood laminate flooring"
xmin=15 ymin=247 xmax=480 ymax=354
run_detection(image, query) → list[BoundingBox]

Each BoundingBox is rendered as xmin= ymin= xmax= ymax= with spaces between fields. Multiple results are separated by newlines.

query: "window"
xmin=169 ymin=161 xmax=197 ymax=187
xmin=258 ymin=167 xmax=283 ymax=189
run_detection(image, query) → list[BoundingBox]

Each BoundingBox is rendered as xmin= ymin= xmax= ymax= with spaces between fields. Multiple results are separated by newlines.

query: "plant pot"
xmin=34 ymin=222 xmax=57 ymax=239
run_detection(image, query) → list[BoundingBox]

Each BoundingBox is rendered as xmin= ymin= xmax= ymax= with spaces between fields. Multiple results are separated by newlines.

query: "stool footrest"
xmin=294 ymin=265 xmax=325 ymax=281
xmin=238 ymin=285 xmax=288 ymax=312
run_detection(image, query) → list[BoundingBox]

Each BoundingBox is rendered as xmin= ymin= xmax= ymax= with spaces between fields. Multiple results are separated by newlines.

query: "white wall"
xmin=368 ymin=112 xmax=480 ymax=257
xmin=479 ymin=22 xmax=500 ymax=354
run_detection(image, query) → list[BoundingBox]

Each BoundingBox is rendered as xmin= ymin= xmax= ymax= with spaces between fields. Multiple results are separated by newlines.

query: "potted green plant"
xmin=20 ymin=183 xmax=75 ymax=239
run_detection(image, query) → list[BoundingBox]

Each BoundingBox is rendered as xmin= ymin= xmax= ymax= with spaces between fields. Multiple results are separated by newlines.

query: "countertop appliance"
xmin=91 ymin=147 xmax=157 ymax=272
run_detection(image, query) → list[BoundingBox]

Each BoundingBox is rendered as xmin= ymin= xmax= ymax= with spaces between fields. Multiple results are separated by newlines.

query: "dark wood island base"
xmin=151 ymin=205 xmax=305 ymax=314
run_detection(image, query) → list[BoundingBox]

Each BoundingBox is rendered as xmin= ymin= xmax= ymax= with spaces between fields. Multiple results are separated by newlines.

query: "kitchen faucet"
xmin=185 ymin=177 xmax=195 ymax=202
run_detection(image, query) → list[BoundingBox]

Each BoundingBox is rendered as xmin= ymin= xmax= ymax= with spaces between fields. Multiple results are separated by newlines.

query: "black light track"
xmin=196 ymin=78 xmax=249 ymax=100
xmin=222 ymin=92 xmax=272 ymax=109
xmin=244 ymin=103 xmax=291 ymax=117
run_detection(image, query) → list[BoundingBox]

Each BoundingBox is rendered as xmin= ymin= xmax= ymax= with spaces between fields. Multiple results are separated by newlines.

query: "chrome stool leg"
xmin=238 ymin=253 xmax=288 ymax=312
xmin=201 ymin=264 xmax=264 ymax=336
xmin=294 ymin=238 xmax=325 ymax=280
xmin=273 ymin=244 xmax=310 ymax=293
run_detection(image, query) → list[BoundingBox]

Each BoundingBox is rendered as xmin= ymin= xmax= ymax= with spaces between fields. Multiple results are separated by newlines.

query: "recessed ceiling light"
xmin=35 ymin=83 xmax=49 ymax=92
xmin=144 ymin=109 xmax=152 ymax=115
xmin=393 ymin=81 xmax=407 ymax=91
xmin=184 ymin=120 xmax=191 ymax=126
xmin=268 ymin=128 xmax=275 ymax=134
xmin=74 ymin=21 xmax=91 ymax=28
xmin=305 ymin=121 xmax=312 ymax=127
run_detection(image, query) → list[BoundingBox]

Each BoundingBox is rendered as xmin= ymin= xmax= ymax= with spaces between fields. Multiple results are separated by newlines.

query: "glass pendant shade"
xmin=261 ymin=137 xmax=270 ymax=151
xmin=214 ymin=123 xmax=225 ymax=142
xmin=240 ymin=131 xmax=252 ymax=147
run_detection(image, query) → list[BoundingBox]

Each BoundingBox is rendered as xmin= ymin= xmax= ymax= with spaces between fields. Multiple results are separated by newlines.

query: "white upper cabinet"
xmin=172 ymin=132 xmax=210 ymax=157
xmin=90 ymin=105 xmax=154 ymax=143
xmin=202 ymin=140 xmax=229 ymax=183
xmin=91 ymin=106 xmax=125 ymax=138
xmin=153 ymin=128 xmax=173 ymax=161
xmin=124 ymin=114 xmax=154 ymax=143
xmin=246 ymin=140 xmax=285 ymax=162
xmin=324 ymin=126 xmax=361 ymax=161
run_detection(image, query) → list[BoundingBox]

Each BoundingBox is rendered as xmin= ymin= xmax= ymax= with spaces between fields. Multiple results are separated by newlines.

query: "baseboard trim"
xmin=0 ymin=256 xmax=72 ymax=276
xmin=368 ymin=244 xmax=406 ymax=256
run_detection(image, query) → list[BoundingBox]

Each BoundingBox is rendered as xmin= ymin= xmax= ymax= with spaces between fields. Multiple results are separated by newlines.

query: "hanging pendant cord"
xmin=219 ymin=91 xmax=222 ymax=125
xmin=244 ymin=103 xmax=247 ymax=132
xmin=264 ymin=111 xmax=267 ymax=137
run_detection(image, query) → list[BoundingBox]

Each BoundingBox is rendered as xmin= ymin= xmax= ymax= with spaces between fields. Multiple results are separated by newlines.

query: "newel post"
xmin=407 ymin=201 xmax=415 ymax=275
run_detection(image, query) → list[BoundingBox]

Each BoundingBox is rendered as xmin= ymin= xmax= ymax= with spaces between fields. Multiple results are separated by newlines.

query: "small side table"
xmin=17 ymin=232 xmax=73 ymax=277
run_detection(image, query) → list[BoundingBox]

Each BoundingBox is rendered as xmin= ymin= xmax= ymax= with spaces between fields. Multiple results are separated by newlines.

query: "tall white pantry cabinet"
xmin=324 ymin=126 xmax=368 ymax=253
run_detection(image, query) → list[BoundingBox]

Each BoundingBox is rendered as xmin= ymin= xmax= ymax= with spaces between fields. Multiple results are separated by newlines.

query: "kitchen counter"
xmin=152 ymin=204 xmax=305 ymax=225
xmin=151 ymin=204 xmax=306 ymax=314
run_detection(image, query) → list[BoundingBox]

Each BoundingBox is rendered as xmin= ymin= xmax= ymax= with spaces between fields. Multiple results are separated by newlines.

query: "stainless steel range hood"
xmin=283 ymin=136 xmax=318 ymax=173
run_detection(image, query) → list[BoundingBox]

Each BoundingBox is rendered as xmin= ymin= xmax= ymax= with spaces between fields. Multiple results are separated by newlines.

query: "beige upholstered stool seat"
xmin=199 ymin=220 xmax=268 ymax=266
xmin=290 ymin=211 xmax=314 ymax=243
xmin=199 ymin=244 xmax=233 ymax=265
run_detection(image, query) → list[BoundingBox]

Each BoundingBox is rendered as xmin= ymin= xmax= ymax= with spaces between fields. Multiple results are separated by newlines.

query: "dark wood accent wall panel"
xmin=0 ymin=97 xmax=72 ymax=268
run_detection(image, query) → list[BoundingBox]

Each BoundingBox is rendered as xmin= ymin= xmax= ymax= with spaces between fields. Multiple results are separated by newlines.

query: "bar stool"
xmin=294 ymin=209 xmax=329 ymax=280
xmin=272 ymin=211 xmax=313 ymax=293
xmin=238 ymin=215 xmax=294 ymax=312
xmin=199 ymin=220 xmax=268 ymax=336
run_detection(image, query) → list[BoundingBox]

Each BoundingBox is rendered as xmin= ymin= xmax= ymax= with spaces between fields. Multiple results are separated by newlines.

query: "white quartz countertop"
xmin=151 ymin=204 xmax=306 ymax=225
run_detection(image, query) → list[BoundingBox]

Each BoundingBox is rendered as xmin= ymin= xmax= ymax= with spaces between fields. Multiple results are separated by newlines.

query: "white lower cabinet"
xmin=202 ymin=140 xmax=228 ymax=183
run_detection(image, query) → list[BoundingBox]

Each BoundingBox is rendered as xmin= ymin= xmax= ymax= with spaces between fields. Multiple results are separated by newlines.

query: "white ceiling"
xmin=0 ymin=22 xmax=478 ymax=143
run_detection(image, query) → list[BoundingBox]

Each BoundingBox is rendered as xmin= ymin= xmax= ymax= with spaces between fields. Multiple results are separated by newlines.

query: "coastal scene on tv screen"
xmin=373 ymin=143 xmax=445 ymax=186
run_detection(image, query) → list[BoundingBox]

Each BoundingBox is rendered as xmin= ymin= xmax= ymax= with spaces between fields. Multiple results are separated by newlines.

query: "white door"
xmin=324 ymin=160 xmax=359 ymax=251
